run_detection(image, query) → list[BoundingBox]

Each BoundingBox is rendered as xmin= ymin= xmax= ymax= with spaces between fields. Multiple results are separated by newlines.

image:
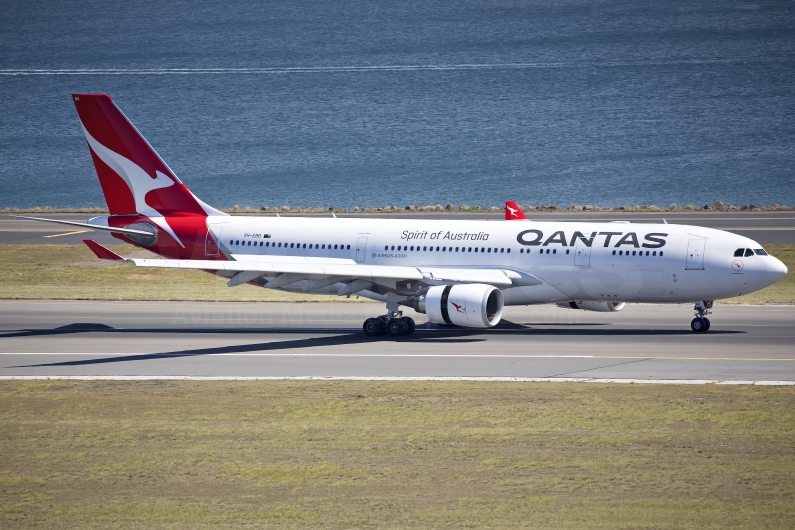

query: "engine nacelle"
xmin=556 ymin=301 xmax=626 ymax=312
xmin=412 ymin=284 xmax=504 ymax=328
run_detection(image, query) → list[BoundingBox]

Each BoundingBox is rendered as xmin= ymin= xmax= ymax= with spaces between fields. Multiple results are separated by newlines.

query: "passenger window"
xmin=539 ymin=249 xmax=543 ymax=254
xmin=565 ymin=249 xmax=569 ymax=254
xmin=734 ymin=248 xmax=744 ymax=257
xmin=302 ymin=243 xmax=306 ymax=248
xmin=660 ymin=251 xmax=664 ymax=256
xmin=334 ymin=244 xmax=338 ymax=249
xmin=385 ymin=246 xmax=388 ymax=251
xmin=653 ymin=251 xmax=656 ymax=256
xmin=552 ymin=249 xmax=556 ymax=254
xmin=507 ymin=248 xmax=510 ymax=253
xmin=247 ymin=241 xmax=251 ymax=246
xmin=423 ymin=246 xmax=427 ymax=251
xmin=500 ymin=248 xmax=504 ymax=253
xmin=745 ymin=249 xmax=754 ymax=257
xmin=632 ymin=251 xmax=636 ymax=256
xmin=619 ymin=250 xmax=623 ymax=255
xmin=322 ymin=244 xmax=325 ymax=249
xmin=612 ymin=250 xmax=616 ymax=255
xmin=755 ymin=249 xmax=768 ymax=256
xmin=347 ymin=245 xmax=350 ymax=250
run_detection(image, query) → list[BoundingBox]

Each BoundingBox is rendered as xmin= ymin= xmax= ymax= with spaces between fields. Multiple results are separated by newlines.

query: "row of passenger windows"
xmin=734 ymin=248 xmax=768 ymax=257
xmin=612 ymin=250 xmax=663 ymax=256
xmin=386 ymin=245 xmax=511 ymax=253
xmin=231 ymin=240 xmax=350 ymax=250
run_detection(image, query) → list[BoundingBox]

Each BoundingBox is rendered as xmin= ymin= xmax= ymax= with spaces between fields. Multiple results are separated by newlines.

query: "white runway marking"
xmin=1 ymin=375 xmax=793 ymax=385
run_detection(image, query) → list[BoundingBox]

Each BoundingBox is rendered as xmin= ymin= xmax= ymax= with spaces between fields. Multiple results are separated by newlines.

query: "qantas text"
xmin=516 ymin=230 xmax=668 ymax=248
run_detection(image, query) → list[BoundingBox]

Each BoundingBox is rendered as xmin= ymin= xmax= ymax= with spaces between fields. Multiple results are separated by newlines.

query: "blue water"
xmin=1 ymin=0 xmax=794 ymax=209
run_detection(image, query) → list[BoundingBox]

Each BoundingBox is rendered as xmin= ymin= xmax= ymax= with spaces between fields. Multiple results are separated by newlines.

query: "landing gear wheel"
xmin=363 ymin=318 xmax=380 ymax=337
xmin=403 ymin=317 xmax=416 ymax=335
xmin=703 ymin=317 xmax=710 ymax=331
xmin=387 ymin=318 xmax=407 ymax=337
xmin=691 ymin=317 xmax=707 ymax=333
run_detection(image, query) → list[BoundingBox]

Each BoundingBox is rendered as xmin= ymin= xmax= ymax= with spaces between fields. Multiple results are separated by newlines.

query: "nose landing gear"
xmin=691 ymin=300 xmax=713 ymax=333
xmin=363 ymin=310 xmax=416 ymax=338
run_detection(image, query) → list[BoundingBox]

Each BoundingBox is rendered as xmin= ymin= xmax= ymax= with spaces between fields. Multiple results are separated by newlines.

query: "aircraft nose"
xmin=768 ymin=256 xmax=788 ymax=282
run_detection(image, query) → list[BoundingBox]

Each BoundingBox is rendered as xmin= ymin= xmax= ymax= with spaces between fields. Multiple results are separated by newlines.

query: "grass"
xmin=0 ymin=244 xmax=792 ymax=304
xmin=0 ymin=245 xmax=370 ymax=302
xmin=0 ymin=381 xmax=794 ymax=528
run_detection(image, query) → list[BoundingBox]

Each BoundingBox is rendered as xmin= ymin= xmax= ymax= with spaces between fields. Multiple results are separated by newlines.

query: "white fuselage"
xmin=207 ymin=216 xmax=787 ymax=305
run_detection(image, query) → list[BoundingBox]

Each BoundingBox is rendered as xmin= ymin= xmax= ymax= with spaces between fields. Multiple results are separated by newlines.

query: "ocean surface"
xmin=1 ymin=0 xmax=793 ymax=210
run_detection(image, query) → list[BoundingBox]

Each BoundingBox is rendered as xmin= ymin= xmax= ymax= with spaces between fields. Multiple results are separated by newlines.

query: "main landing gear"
xmin=363 ymin=311 xmax=416 ymax=338
xmin=690 ymin=300 xmax=713 ymax=333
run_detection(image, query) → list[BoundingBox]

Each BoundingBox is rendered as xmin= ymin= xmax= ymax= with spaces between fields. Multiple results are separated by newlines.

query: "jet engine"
xmin=556 ymin=301 xmax=626 ymax=312
xmin=410 ymin=284 xmax=504 ymax=328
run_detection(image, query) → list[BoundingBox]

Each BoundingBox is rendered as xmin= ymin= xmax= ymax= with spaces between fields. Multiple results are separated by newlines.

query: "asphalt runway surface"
xmin=1 ymin=301 xmax=793 ymax=383
xmin=2 ymin=211 xmax=794 ymax=245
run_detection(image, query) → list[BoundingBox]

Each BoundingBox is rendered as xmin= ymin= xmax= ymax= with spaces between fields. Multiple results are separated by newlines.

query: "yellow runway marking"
xmin=43 ymin=230 xmax=89 ymax=238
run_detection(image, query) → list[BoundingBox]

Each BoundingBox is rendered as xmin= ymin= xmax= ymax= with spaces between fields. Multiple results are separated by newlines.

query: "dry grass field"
xmin=1 ymin=381 xmax=793 ymax=529
xmin=0 ymin=244 xmax=792 ymax=304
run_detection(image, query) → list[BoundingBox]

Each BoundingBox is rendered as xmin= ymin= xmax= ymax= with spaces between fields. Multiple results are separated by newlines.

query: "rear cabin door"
xmin=686 ymin=239 xmax=706 ymax=270
xmin=205 ymin=225 xmax=223 ymax=256
xmin=574 ymin=238 xmax=592 ymax=267
xmin=355 ymin=236 xmax=368 ymax=263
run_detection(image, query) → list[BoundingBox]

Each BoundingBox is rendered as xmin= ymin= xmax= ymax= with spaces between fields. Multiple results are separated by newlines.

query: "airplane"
xmin=20 ymin=94 xmax=788 ymax=337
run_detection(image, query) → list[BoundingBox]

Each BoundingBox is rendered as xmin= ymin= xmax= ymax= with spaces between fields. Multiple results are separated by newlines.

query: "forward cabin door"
xmin=574 ymin=238 xmax=592 ymax=267
xmin=355 ymin=236 xmax=368 ymax=263
xmin=686 ymin=239 xmax=706 ymax=270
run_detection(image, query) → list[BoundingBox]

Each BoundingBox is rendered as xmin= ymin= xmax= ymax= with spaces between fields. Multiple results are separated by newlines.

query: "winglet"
xmin=83 ymin=239 xmax=125 ymax=261
xmin=505 ymin=201 xmax=528 ymax=221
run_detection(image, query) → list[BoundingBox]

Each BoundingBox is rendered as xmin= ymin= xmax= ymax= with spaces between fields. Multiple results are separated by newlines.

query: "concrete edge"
xmin=1 ymin=376 xmax=794 ymax=385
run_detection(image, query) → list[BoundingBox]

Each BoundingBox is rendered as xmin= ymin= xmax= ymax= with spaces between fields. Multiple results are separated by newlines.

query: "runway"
xmin=1 ymin=301 xmax=793 ymax=383
xmin=3 ymin=211 xmax=794 ymax=244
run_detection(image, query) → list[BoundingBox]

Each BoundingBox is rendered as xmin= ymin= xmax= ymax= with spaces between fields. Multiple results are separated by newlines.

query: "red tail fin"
xmin=71 ymin=94 xmax=222 ymax=218
xmin=505 ymin=201 xmax=528 ymax=221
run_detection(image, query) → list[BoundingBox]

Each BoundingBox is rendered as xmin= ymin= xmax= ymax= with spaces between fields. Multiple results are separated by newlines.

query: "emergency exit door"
xmin=355 ymin=236 xmax=368 ymax=263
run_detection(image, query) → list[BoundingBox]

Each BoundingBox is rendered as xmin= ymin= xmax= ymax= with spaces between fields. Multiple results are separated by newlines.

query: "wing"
xmin=83 ymin=241 xmax=541 ymax=295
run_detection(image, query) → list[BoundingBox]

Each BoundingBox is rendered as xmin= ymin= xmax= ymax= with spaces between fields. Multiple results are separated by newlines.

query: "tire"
xmin=363 ymin=318 xmax=380 ymax=337
xmin=691 ymin=317 xmax=706 ymax=333
xmin=403 ymin=317 xmax=416 ymax=335
xmin=388 ymin=318 xmax=404 ymax=337
xmin=703 ymin=317 xmax=710 ymax=331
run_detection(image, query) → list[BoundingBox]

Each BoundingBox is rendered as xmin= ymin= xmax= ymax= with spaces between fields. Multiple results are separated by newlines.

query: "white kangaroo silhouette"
xmin=81 ymin=125 xmax=183 ymax=247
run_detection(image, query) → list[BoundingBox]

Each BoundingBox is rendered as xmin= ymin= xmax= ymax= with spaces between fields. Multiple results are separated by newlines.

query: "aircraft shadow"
xmin=4 ymin=320 xmax=744 ymax=369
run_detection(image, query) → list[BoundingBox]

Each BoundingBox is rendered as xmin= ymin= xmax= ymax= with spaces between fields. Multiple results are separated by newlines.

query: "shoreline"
xmin=1 ymin=201 xmax=793 ymax=216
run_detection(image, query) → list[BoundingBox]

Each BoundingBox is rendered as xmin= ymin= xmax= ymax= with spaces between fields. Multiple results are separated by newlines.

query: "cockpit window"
xmin=755 ymin=249 xmax=768 ymax=256
xmin=734 ymin=248 xmax=744 ymax=257
xmin=744 ymin=248 xmax=754 ymax=257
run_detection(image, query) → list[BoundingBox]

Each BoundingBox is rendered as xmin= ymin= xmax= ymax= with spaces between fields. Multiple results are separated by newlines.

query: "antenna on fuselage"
xmin=663 ymin=218 xmax=668 ymax=224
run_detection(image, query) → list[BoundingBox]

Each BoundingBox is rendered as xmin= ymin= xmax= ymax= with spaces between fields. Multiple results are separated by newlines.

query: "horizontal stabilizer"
xmin=83 ymin=239 xmax=124 ymax=260
xmin=15 ymin=215 xmax=155 ymax=237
